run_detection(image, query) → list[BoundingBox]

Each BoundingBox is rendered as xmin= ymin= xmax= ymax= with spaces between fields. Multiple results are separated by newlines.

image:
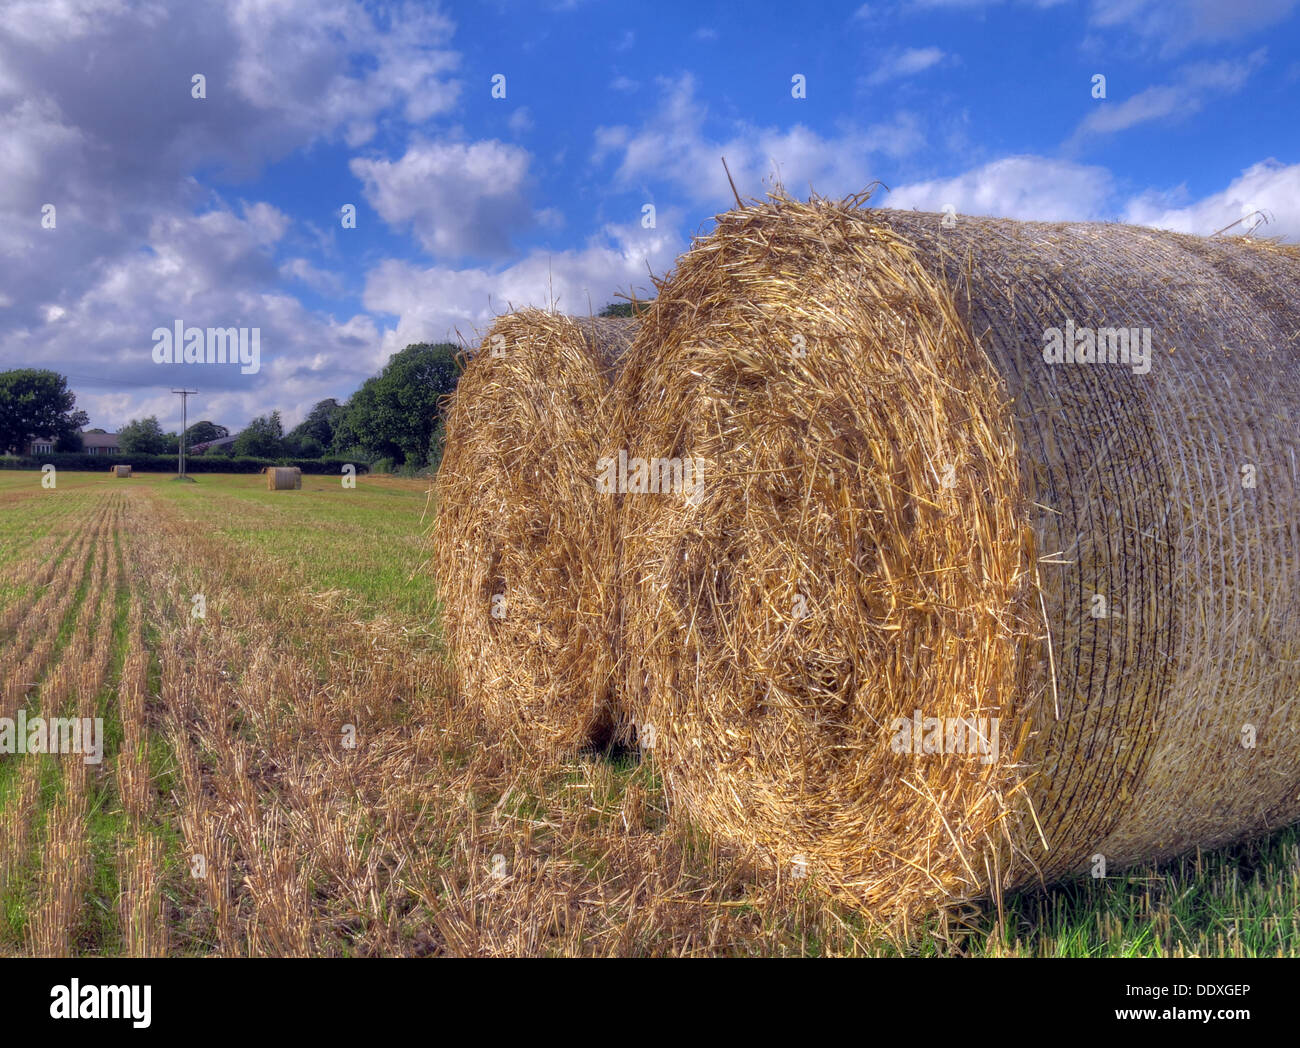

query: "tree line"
xmin=0 ymin=342 xmax=459 ymax=473
xmin=1 ymin=302 xmax=649 ymax=471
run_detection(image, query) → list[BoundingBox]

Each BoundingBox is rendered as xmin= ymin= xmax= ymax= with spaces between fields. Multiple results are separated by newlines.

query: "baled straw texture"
xmin=267 ymin=467 xmax=301 ymax=490
xmin=433 ymin=309 xmax=636 ymax=755
xmin=615 ymin=194 xmax=1300 ymax=926
xmin=113 ymin=465 xmax=132 ymax=478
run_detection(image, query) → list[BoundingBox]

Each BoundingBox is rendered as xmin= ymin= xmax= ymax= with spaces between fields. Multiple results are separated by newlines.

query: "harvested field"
xmin=0 ymin=468 xmax=1295 ymax=957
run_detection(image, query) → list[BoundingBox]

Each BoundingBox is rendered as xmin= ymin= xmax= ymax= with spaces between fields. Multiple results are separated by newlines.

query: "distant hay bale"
xmin=113 ymin=465 xmax=132 ymax=478
xmin=616 ymin=193 xmax=1300 ymax=927
xmin=267 ymin=466 xmax=301 ymax=490
xmin=432 ymin=309 xmax=637 ymax=755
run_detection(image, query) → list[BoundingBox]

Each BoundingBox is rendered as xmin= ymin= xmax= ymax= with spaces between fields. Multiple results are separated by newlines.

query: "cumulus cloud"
xmin=225 ymin=0 xmax=461 ymax=141
xmin=883 ymin=155 xmax=1118 ymax=220
xmin=0 ymin=0 xmax=462 ymax=429
xmin=1 ymin=197 xmax=380 ymax=431
xmin=593 ymin=75 xmax=923 ymax=204
xmin=0 ymin=1 xmax=461 ymax=194
xmin=1122 ymin=159 xmax=1300 ymax=240
xmin=350 ymin=139 xmax=536 ymax=259
xmin=361 ymin=219 xmax=683 ymax=365
xmin=882 ymin=154 xmax=1300 ymax=244
xmin=280 ymin=258 xmax=347 ymax=297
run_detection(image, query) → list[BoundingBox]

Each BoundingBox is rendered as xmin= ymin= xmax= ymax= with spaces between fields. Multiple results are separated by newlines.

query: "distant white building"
xmin=28 ymin=431 xmax=121 ymax=455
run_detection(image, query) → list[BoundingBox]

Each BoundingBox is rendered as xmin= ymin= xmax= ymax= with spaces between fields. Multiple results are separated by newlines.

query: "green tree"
xmin=337 ymin=343 xmax=459 ymax=466
xmin=233 ymin=411 xmax=284 ymax=457
xmin=117 ymin=416 xmax=170 ymax=455
xmin=289 ymin=399 xmax=344 ymax=450
xmin=184 ymin=420 xmax=228 ymax=446
xmin=0 ymin=369 xmax=89 ymax=454
xmin=330 ymin=406 xmax=363 ymax=458
xmin=598 ymin=299 xmax=653 ymax=318
xmin=283 ymin=432 xmax=324 ymax=459
xmin=55 ymin=431 xmax=85 ymax=452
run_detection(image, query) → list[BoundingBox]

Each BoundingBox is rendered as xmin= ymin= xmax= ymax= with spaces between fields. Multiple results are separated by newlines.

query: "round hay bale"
xmin=616 ymin=194 xmax=1300 ymax=926
xmin=267 ymin=466 xmax=301 ymax=490
xmin=433 ymin=309 xmax=637 ymax=755
xmin=113 ymin=465 xmax=132 ymax=478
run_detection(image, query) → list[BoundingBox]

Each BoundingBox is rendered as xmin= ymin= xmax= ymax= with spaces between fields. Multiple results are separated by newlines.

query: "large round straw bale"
xmin=433 ymin=309 xmax=637 ymax=755
xmin=616 ymin=194 xmax=1300 ymax=925
xmin=267 ymin=466 xmax=301 ymax=490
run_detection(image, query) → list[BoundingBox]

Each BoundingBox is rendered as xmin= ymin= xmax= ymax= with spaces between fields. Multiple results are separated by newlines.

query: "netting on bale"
xmin=433 ymin=309 xmax=637 ymax=756
xmin=614 ymin=193 xmax=1300 ymax=928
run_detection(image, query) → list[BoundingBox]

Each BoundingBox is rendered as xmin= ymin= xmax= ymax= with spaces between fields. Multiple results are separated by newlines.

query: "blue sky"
xmin=3 ymin=0 xmax=1297 ymax=433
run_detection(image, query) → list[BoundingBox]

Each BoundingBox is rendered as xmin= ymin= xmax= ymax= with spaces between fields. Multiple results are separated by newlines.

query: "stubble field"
xmin=0 ymin=470 xmax=1295 ymax=956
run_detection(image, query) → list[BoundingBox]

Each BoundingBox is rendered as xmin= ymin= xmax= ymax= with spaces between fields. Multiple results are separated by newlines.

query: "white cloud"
xmin=280 ymin=258 xmax=346 ymax=296
xmin=508 ymin=106 xmax=534 ymax=133
xmin=594 ymin=75 xmax=924 ymax=204
xmin=350 ymin=138 xmax=535 ymax=259
xmin=1122 ymin=159 xmax=1300 ymax=240
xmin=1067 ymin=51 xmax=1266 ymax=145
xmin=882 ymin=154 xmax=1300 ymax=244
xmin=225 ymin=0 xmax=461 ymax=142
xmin=361 ymin=220 xmax=683 ymax=364
xmin=0 ymin=0 xmax=467 ymax=430
xmin=866 ymin=46 xmax=948 ymax=85
xmin=1089 ymin=0 xmax=1298 ymax=53
xmin=884 ymin=155 xmax=1117 ymax=220
xmin=0 ymin=202 xmax=379 ymax=431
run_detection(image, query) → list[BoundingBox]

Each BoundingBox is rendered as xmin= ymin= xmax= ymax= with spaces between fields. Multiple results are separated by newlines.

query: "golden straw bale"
xmin=614 ymin=192 xmax=1300 ymax=927
xmin=433 ymin=309 xmax=637 ymax=756
xmin=267 ymin=467 xmax=301 ymax=490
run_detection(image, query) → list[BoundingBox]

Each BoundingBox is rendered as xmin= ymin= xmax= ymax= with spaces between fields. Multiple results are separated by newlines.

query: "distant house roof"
xmin=82 ymin=432 xmax=120 ymax=449
xmin=190 ymin=435 xmax=237 ymax=453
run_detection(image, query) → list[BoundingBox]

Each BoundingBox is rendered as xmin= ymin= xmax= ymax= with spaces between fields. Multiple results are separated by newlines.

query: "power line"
xmin=48 ymin=368 xmax=200 ymax=392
